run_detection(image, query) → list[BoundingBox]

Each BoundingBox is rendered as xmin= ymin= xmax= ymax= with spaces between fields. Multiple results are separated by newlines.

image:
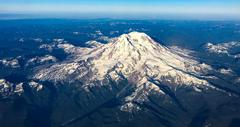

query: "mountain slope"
xmin=1 ymin=32 xmax=240 ymax=127
xmin=34 ymin=32 xmax=212 ymax=87
xmin=33 ymin=32 xmax=220 ymax=114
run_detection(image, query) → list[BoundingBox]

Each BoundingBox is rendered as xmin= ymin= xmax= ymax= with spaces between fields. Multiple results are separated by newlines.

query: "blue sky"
xmin=1 ymin=0 xmax=240 ymax=20
xmin=1 ymin=0 xmax=240 ymax=5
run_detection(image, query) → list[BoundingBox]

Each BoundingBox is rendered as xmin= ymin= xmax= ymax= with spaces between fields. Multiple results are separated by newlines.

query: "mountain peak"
xmin=125 ymin=31 xmax=149 ymax=39
xmin=35 ymin=32 xmax=211 ymax=89
xmin=113 ymin=31 xmax=162 ymax=53
xmin=33 ymin=32 xmax=216 ymax=114
xmin=117 ymin=32 xmax=154 ymax=44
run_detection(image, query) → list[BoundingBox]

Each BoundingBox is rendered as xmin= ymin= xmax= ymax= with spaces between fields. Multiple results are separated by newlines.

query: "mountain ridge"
xmin=32 ymin=32 xmax=220 ymax=114
xmin=34 ymin=32 xmax=212 ymax=87
xmin=1 ymin=32 xmax=240 ymax=127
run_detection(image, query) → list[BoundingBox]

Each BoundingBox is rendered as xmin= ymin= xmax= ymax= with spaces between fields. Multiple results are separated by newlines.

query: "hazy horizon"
xmin=1 ymin=0 xmax=240 ymax=20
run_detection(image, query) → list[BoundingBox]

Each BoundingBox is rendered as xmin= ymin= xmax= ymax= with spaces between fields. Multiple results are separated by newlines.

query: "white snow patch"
xmin=219 ymin=68 xmax=234 ymax=75
xmin=0 ymin=79 xmax=12 ymax=93
xmin=19 ymin=38 xmax=24 ymax=43
xmin=204 ymin=42 xmax=240 ymax=56
xmin=0 ymin=58 xmax=20 ymax=68
xmin=85 ymin=41 xmax=104 ymax=48
xmin=26 ymin=55 xmax=57 ymax=66
xmin=95 ymin=30 xmax=103 ymax=35
xmin=33 ymin=38 xmax=43 ymax=43
xmin=29 ymin=81 xmax=43 ymax=91
xmin=14 ymin=83 xmax=24 ymax=95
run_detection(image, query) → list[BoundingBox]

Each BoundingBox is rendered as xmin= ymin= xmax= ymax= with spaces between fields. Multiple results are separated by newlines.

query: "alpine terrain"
xmin=1 ymin=32 xmax=240 ymax=127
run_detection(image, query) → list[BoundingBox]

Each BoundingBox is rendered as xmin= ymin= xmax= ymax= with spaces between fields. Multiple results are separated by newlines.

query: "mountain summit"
xmin=34 ymin=32 xmax=213 ymax=94
xmin=114 ymin=32 xmax=163 ymax=50
xmin=32 ymin=32 xmax=222 ymax=123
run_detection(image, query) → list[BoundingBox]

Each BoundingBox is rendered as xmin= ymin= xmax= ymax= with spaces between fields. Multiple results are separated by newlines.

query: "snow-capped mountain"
xmin=1 ymin=32 xmax=240 ymax=127
xmin=0 ymin=79 xmax=23 ymax=97
xmin=26 ymin=55 xmax=57 ymax=67
xmin=33 ymin=32 xmax=222 ymax=113
xmin=34 ymin=32 xmax=213 ymax=89
xmin=204 ymin=41 xmax=240 ymax=59
xmin=0 ymin=58 xmax=20 ymax=68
